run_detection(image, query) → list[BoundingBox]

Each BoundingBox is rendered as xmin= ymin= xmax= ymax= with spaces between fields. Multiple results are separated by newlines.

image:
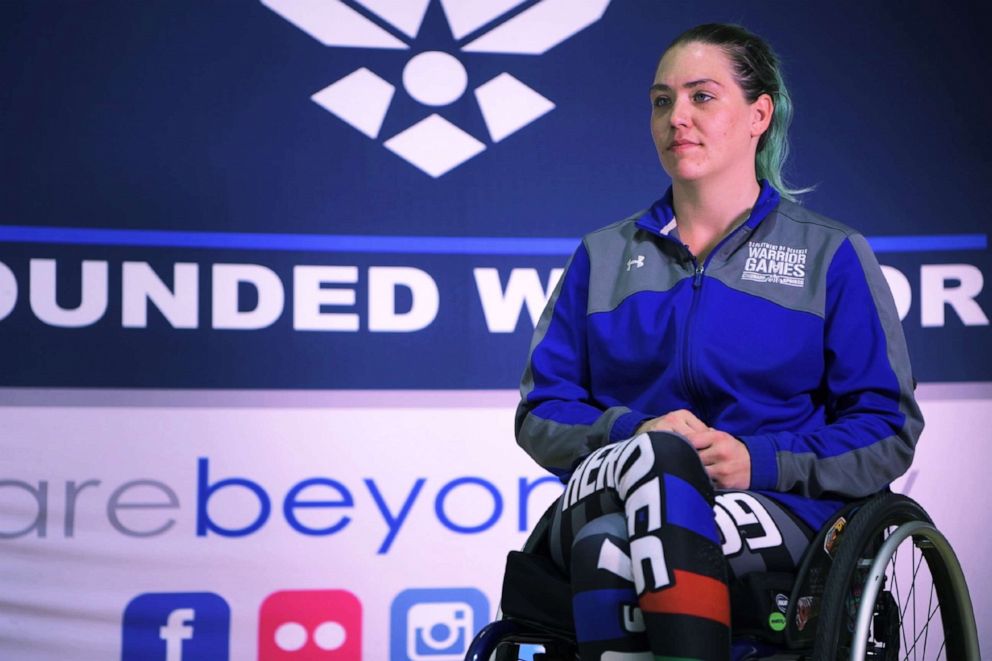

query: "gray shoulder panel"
xmin=517 ymin=406 xmax=632 ymax=471
xmin=518 ymin=249 xmax=577 ymax=403
xmin=779 ymin=437 xmax=916 ymax=498
xmin=847 ymin=232 xmax=925 ymax=444
xmin=583 ymin=212 xmax=692 ymax=315
xmin=773 ymin=214 xmax=923 ymax=496
xmin=706 ymin=201 xmax=856 ymax=318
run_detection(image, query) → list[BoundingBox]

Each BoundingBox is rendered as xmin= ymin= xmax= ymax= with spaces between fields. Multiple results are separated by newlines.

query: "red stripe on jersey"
xmin=638 ymin=569 xmax=730 ymax=626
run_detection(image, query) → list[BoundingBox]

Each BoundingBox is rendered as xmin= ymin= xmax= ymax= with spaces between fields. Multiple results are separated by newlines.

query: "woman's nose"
xmin=669 ymin=96 xmax=691 ymax=127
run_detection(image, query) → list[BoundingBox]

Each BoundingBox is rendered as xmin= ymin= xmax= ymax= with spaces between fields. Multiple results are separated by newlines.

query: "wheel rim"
xmin=848 ymin=521 xmax=978 ymax=660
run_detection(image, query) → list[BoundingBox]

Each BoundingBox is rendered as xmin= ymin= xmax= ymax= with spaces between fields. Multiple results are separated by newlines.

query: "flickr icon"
xmin=258 ymin=590 xmax=361 ymax=659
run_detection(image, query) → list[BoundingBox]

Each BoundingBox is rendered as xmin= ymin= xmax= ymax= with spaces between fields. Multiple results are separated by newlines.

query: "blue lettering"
xmin=283 ymin=478 xmax=353 ymax=535
xmin=364 ymin=477 xmax=425 ymax=555
xmin=517 ymin=476 xmax=563 ymax=531
xmin=435 ymin=477 xmax=502 ymax=534
xmin=196 ymin=457 xmax=271 ymax=537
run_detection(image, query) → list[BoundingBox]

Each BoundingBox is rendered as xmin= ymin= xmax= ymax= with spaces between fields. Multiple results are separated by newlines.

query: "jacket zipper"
xmin=682 ymin=253 xmax=706 ymax=418
xmin=680 ymin=224 xmax=752 ymax=422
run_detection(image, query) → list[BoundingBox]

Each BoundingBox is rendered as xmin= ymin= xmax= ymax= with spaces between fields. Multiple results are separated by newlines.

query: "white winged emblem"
xmin=261 ymin=0 xmax=611 ymax=177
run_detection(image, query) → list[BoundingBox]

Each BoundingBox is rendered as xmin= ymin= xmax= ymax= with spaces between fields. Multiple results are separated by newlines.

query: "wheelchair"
xmin=465 ymin=492 xmax=980 ymax=660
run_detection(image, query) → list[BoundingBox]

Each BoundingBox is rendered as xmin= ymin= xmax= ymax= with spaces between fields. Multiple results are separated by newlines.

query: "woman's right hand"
xmin=636 ymin=409 xmax=709 ymax=436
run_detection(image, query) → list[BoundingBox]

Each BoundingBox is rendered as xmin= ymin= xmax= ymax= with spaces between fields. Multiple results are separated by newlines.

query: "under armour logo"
xmin=626 ymin=255 xmax=645 ymax=271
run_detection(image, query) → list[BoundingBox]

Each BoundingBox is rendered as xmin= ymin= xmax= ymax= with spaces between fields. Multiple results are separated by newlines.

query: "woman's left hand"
xmin=685 ymin=429 xmax=751 ymax=490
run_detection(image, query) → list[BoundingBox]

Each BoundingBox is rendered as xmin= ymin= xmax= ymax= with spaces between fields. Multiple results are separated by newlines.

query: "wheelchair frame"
xmin=465 ymin=493 xmax=980 ymax=661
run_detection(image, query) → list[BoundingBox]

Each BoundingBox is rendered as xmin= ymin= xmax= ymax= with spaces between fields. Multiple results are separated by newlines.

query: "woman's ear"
xmin=751 ymin=93 xmax=774 ymax=138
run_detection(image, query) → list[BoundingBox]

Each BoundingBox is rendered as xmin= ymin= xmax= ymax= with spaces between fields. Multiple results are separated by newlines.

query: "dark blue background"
xmin=1 ymin=1 xmax=989 ymax=387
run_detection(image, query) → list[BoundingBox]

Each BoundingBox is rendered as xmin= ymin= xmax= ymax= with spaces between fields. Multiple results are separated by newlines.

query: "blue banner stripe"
xmin=867 ymin=234 xmax=987 ymax=252
xmin=0 ymin=225 xmax=985 ymax=255
xmin=0 ymin=226 xmax=576 ymax=255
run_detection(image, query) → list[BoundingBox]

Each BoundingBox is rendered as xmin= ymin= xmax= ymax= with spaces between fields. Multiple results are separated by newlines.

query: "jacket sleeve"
xmin=515 ymin=241 xmax=652 ymax=475
xmin=740 ymin=234 xmax=923 ymax=498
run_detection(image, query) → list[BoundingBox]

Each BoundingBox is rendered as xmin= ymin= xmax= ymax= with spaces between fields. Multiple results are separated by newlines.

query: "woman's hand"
xmin=685 ymin=429 xmax=751 ymax=490
xmin=636 ymin=409 xmax=709 ymax=436
xmin=636 ymin=411 xmax=751 ymax=489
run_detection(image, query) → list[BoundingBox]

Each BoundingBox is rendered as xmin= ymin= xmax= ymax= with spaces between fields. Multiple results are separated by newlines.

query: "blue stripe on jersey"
xmin=664 ymin=473 xmax=720 ymax=544
xmin=572 ymin=588 xmax=637 ymax=642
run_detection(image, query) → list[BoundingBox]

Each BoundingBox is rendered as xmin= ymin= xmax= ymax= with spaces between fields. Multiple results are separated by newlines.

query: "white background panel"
xmin=0 ymin=400 xmax=562 ymax=659
xmin=0 ymin=393 xmax=988 ymax=658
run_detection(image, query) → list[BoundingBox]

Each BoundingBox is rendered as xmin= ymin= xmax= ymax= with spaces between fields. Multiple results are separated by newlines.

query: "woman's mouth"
xmin=669 ymin=140 xmax=699 ymax=154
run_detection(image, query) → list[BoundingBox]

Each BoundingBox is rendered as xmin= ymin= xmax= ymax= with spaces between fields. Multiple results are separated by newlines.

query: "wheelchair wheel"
xmin=813 ymin=494 xmax=979 ymax=660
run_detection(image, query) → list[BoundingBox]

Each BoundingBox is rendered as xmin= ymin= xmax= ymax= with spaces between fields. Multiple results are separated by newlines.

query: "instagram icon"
xmin=390 ymin=588 xmax=489 ymax=661
xmin=258 ymin=590 xmax=361 ymax=659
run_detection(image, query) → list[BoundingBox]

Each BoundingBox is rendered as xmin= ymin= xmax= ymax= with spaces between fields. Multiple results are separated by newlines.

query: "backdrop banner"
xmin=1 ymin=392 xmax=990 ymax=659
xmin=1 ymin=0 xmax=988 ymax=387
xmin=1 ymin=0 xmax=989 ymax=659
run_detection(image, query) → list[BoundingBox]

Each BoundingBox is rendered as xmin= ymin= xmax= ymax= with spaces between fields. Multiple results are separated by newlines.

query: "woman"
xmin=515 ymin=23 xmax=921 ymax=659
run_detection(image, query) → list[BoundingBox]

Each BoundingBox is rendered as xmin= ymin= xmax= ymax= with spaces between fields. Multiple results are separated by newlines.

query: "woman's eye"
xmin=652 ymin=96 xmax=671 ymax=108
xmin=693 ymin=92 xmax=714 ymax=103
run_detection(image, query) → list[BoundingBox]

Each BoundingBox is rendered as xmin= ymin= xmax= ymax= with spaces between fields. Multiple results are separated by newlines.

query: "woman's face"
xmin=650 ymin=42 xmax=771 ymax=185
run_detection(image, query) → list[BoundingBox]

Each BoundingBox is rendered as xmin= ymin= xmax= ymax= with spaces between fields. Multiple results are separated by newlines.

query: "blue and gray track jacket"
xmin=516 ymin=182 xmax=923 ymax=529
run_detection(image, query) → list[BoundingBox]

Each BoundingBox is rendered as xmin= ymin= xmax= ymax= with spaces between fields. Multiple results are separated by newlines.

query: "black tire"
xmin=812 ymin=493 xmax=974 ymax=660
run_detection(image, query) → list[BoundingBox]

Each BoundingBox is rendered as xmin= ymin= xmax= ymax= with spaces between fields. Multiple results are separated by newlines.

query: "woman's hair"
xmin=664 ymin=23 xmax=812 ymax=201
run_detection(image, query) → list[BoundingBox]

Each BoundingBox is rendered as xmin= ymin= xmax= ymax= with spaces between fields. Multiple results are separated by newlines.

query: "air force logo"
xmin=261 ymin=0 xmax=611 ymax=177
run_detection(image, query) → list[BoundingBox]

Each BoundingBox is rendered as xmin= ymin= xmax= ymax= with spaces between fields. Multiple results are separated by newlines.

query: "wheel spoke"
xmin=901 ymin=601 xmax=941 ymax=660
xmin=889 ymin=539 xmax=911 ymax=656
xmin=912 ymin=545 xmax=919 ymax=661
xmin=887 ymin=531 xmax=949 ymax=661
xmin=813 ymin=498 xmax=972 ymax=661
xmin=921 ymin=580 xmax=935 ymax=659
xmin=911 ymin=549 xmax=925 ymax=660
xmin=895 ymin=544 xmax=927 ymax=658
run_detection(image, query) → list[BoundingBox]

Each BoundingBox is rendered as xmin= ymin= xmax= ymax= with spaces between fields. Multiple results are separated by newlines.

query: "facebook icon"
xmin=122 ymin=592 xmax=230 ymax=660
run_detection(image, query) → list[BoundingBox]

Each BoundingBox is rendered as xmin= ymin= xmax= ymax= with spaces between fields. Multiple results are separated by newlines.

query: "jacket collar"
xmin=635 ymin=179 xmax=782 ymax=239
